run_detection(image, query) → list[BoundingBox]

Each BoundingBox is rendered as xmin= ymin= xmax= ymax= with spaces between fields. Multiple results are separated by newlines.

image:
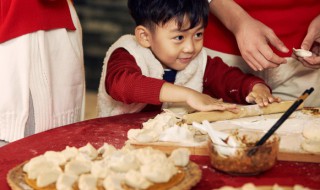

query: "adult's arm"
xmin=208 ymin=0 xmax=289 ymax=71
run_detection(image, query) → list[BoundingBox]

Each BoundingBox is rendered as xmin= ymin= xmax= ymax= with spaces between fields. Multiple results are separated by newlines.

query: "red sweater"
xmin=0 ymin=0 xmax=75 ymax=43
xmin=105 ymin=48 xmax=267 ymax=112
xmin=204 ymin=0 xmax=320 ymax=57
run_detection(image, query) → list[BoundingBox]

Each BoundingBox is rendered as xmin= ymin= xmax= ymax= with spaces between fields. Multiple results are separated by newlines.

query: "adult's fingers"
xmin=300 ymin=56 xmax=320 ymax=69
xmin=258 ymin=45 xmax=287 ymax=66
xmin=266 ymin=30 xmax=289 ymax=53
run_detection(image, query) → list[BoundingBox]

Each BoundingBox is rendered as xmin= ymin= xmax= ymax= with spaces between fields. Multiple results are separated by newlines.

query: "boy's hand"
xmin=186 ymin=91 xmax=239 ymax=112
xmin=246 ymin=83 xmax=281 ymax=106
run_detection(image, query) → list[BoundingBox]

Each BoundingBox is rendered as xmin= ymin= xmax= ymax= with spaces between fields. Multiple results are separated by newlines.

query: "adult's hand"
xmin=294 ymin=15 xmax=320 ymax=69
xmin=234 ymin=17 xmax=289 ymax=71
xmin=209 ymin=0 xmax=289 ymax=71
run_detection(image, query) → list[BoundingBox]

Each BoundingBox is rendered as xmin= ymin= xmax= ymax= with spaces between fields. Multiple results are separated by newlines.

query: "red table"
xmin=1 ymin=112 xmax=320 ymax=190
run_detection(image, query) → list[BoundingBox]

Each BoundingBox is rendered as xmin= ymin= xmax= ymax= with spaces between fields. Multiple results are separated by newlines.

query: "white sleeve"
xmin=208 ymin=0 xmax=212 ymax=3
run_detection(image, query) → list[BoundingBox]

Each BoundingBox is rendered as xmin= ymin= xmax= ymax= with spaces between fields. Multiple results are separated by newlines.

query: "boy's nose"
xmin=183 ymin=40 xmax=195 ymax=53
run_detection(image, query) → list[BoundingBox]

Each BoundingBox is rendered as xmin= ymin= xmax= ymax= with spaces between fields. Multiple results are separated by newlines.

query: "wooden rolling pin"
xmin=183 ymin=101 xmax=303 ymax=124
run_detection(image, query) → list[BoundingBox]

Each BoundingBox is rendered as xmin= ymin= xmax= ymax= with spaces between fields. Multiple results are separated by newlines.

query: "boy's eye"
xmin=195 ymin=32 xmax=203 ymax=38
xmin=174 ymin=36 xmax=184 ymax=41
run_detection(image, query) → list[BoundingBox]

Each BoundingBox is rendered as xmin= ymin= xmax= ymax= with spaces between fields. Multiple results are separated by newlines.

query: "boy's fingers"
xmin=245 ymin=95 xmax=255 ymax=103
xmin=255 ymin=98 xmax=264 ymax=106
xmin=263 ymin=97 xmax=270 ymax=106
xmin=267 ymin=96 xmax=275 ymax=103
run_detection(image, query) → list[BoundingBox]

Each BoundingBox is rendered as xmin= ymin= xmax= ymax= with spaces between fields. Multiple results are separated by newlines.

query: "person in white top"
xmin=0 ymin=0 xmax=85 ymax=144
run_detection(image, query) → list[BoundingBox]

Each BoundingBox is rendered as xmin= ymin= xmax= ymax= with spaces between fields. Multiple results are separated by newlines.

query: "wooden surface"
xmin=130 ymin=141 xmax=320 ymax=163
xmin=129 ymin=140 xmax=209 ymax=155
xmin=277 ymin=151 xmax=320 ymax=163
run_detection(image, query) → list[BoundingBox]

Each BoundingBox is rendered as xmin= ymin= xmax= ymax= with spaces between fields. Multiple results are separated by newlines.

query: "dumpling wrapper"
xmin=293 ymin=48 xmax=312 ymax=57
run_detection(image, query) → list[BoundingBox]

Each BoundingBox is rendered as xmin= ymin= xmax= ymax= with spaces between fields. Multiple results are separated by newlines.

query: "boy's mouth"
xmin=178 ymin=57 xmax=193 ymax=64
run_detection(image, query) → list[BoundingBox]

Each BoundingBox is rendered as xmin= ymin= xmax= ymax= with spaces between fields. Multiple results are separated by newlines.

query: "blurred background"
xmin=74 ymin=0 xmax=135 ymax=119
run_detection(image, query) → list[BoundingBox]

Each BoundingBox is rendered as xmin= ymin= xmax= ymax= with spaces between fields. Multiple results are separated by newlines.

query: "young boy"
xmin=97 ymin=0 xmax=280 ymax=117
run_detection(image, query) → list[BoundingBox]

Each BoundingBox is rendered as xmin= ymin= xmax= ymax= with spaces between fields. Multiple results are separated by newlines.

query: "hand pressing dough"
xmin=183 ymin=101 xmax=301 ymax=124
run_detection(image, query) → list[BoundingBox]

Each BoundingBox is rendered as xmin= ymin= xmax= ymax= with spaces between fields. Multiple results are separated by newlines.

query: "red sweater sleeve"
xmin=203 ymin=56 xmax=269 ymax=104
xmin=105 ymin=48 xmax=165 ymax=105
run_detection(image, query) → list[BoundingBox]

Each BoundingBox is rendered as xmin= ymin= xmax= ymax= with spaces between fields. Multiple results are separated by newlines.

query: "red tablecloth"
xmin=1 ymin=112 xmax=320 ymax=190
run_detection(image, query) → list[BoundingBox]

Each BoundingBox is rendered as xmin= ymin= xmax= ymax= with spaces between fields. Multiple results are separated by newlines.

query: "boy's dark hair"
xmin=127 ymin=0 xmax=209 ymax=31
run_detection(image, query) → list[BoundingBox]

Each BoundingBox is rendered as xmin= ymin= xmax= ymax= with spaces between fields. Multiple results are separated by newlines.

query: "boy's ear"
xmin=135 ymin=26 xmax=151 ymax=48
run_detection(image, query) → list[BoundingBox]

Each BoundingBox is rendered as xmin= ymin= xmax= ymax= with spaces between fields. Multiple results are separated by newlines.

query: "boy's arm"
xmin=203 ymin=56 xmax=276 ymax=104
xmin=106 ymin=48 xmax=164 ymax=104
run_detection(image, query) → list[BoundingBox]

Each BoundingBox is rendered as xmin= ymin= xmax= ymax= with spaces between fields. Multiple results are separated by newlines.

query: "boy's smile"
xmin=147 ymin=18 xmax=204 ymax=70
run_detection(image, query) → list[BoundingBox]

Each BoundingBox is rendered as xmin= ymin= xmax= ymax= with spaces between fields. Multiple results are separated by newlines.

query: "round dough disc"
xmin=301 ymin=139 xmax=320 ymax=153
xmin=293 ymin=48 xmax=312 ymax=57
xmin=302 ymin=121 xmax=320 ymax=141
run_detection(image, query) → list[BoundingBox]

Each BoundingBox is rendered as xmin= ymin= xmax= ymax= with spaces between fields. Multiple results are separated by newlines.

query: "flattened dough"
xmin=302 ymin=120 xmax=320 ymax=141
xmin=301 ymin=139 xmax=320 ymax=153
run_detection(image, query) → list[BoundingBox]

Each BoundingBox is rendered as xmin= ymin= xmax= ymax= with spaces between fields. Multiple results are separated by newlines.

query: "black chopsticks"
xmin=247 ymin=87 xmax=314 ymax=156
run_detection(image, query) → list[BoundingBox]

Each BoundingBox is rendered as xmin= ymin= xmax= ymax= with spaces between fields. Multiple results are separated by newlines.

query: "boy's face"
xmin=148 ymin=18 xmax=204 ymax=71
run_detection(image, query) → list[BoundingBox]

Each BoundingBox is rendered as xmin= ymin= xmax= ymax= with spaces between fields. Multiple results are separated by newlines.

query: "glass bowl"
xmin=208 ymin=129 xmax=280 ymax=176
